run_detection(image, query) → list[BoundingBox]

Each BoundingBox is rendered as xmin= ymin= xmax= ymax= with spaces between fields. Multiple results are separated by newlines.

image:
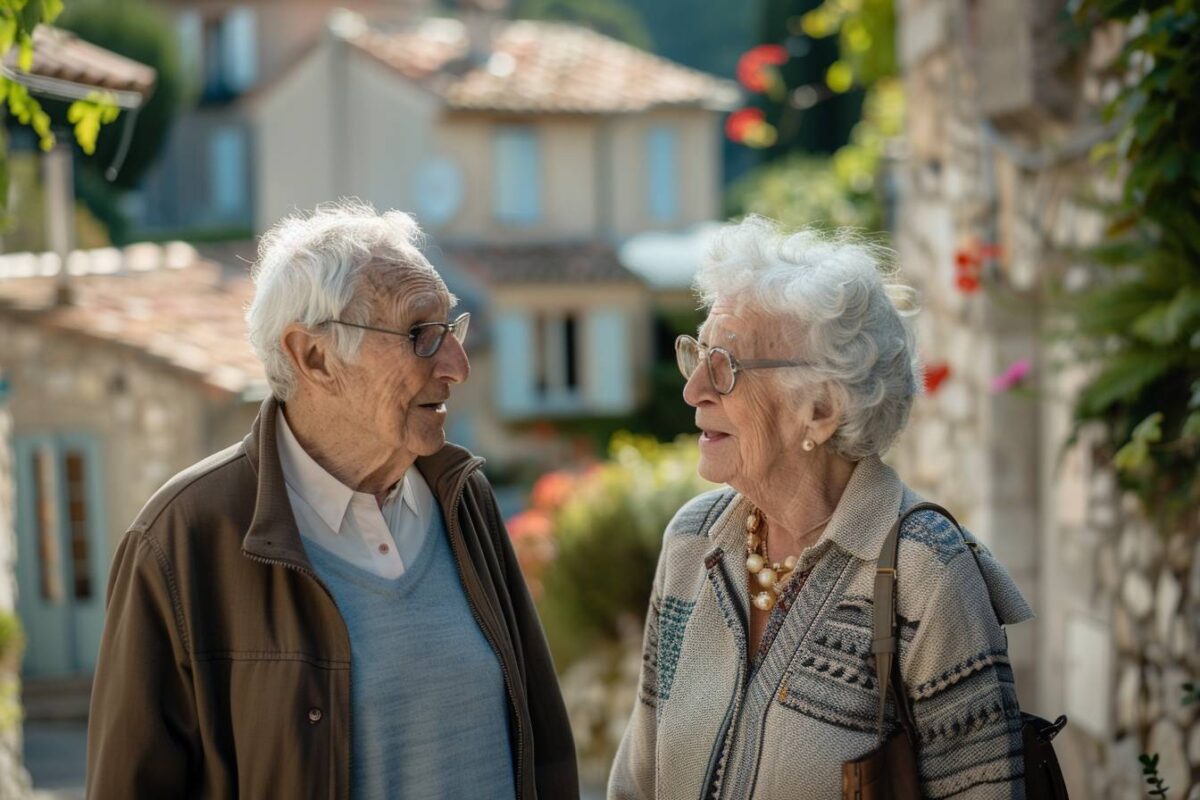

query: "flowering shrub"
xmin=507 ymin=434 xmax=714 ymax=782
xmin=510 ymin=433 xmax=715 ymax=668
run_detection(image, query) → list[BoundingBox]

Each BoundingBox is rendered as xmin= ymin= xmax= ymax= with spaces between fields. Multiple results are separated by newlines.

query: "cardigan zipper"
xmin=441 ymin=460 xmax=528 ymax=800
xmin=241 ymin=550 xmax=352 ymax=799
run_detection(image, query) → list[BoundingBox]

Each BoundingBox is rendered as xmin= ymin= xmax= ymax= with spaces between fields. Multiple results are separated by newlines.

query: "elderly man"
xmin=86 ymin=201 xmax=578 ymax=799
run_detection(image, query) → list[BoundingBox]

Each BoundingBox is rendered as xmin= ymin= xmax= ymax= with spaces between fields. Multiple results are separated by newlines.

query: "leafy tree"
xmin=1067 ymin=0 xmax=1200 ymax=526
xmin=0 ymin=0 xmax=120 ymax=217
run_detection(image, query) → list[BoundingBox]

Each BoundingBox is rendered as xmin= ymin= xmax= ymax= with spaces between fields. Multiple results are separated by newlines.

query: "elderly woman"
xmin=608 ymin=217 xmax=1033 ymax=799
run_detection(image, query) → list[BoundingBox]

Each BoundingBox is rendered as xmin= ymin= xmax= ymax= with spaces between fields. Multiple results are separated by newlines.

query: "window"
xmin=64 ymin=452 xmax=93 ymax=600
xmin=645 ymin=125 xmax=680 ymax=223
xmin=210 ymin=125 xmax=249 ymax=219
xmin=493 ymin=127 xmax=541 ymax=225
xmin=533 ymin=312 xmax=580 ymax=400
xmin=31 ymin=447 xmax=64 ymax=604
xmin=199 ymin=8 xmax=258 ymax=101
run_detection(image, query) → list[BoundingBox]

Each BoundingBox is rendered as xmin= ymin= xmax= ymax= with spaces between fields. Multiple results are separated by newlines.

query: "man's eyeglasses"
xmin=324 ymin=312 xmax=471 ymax=358
xmin=675 ymin=334 xmax=808 ymax=395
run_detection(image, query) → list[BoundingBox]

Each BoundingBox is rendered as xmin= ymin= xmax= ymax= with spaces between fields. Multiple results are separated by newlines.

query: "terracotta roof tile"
xmin=2 ymin=26 xmax=156 ymax=97
xmin=0 ymin=245 xmax=263 ymax=397
xmin=351 ymin=19 xmax=738 ymax=113
xmin=444 ymin=242 xmax=640 ymax=284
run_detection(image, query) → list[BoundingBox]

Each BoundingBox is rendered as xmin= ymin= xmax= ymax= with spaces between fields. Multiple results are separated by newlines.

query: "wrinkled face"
xmin=335 ymin=278 xmax=469 ymax=462
xmin=683 ymin=302 xmax=813 ymax=491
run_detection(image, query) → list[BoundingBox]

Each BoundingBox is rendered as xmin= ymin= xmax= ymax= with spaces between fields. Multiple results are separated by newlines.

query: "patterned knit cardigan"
xmin=608 ymin=456 xmax=1034 ymax=800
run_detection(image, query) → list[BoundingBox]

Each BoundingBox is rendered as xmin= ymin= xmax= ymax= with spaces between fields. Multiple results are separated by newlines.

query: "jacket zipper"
xmin=699 ymin=548 xmax=749 ymax=800
xmin=242 ymin=551 xmax=353 ymax=799
xmin=441 ymin=460 xmax=528 ymax=800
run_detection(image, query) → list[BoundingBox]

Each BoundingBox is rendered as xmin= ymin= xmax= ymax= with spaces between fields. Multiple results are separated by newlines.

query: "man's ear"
xmin=281 ymin=324 xmax=339 ymax=392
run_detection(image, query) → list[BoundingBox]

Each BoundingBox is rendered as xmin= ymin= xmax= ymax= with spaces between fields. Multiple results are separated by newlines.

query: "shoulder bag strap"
xmin=871 ymin=501 xmax=959 ymax=741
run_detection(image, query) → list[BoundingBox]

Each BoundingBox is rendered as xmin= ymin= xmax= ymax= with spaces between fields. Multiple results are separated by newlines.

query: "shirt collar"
xmin=277 ymin=410 xmax=427 ymax=531
xmin=276 ymin=411 xmax=355 ymax=533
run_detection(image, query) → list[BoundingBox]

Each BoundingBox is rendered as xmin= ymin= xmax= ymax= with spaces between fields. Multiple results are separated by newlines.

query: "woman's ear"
xmin=809 ymin=383 xmax=844 ymax=445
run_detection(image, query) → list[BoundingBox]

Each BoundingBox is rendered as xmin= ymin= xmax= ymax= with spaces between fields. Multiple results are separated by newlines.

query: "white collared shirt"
xmin=276 ymin=412 xmax=434 ymax=579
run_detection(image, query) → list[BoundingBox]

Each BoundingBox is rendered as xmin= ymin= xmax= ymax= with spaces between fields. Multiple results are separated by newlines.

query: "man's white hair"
xmin=246 ymin=199 xmax=454 ymax=400
xmin=694 ymin=215 xmax=921 ymax=461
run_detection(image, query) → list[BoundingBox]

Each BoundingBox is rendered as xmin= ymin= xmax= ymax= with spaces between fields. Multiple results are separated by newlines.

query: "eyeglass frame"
xmin=675 ymin=334 xmax=809 ymax=395
xmin=322 ymin=311 xmax=471 ymax=358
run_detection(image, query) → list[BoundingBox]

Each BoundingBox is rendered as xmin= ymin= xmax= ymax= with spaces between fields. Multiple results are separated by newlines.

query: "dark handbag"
xmin=841 ymin=502 xmax=1070 ymax=799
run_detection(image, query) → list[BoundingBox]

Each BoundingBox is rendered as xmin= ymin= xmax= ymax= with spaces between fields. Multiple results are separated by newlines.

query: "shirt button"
xmin=378 ymin=543 xmax=390 ymax=554
xmin=308 ymin=707 xmax=323 ymax=724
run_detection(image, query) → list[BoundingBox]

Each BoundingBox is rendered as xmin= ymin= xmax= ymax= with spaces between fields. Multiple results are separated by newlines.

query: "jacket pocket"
xmin=198 ymin=655 xmax=346 ymax=799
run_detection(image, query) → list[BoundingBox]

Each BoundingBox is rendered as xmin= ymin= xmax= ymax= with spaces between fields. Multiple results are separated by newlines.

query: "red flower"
xmin=923 ymin=362 xmax=952 ymax=395
xmin=725 ymin=108 xmax=765 ymax=143
xmin=507 ymin=509 xmax=553 ymax=542
xmin=955 ymin=274 xmax=981 ymax=293
xmin=737 ymin=44 xmax=788 ymax=93
xmin=530 ymin=471 xmax=575 ymax=512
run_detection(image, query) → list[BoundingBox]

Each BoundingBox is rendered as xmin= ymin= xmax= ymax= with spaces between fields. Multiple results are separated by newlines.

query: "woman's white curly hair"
xmin=694 ymin=216 xmax=922 ymax=460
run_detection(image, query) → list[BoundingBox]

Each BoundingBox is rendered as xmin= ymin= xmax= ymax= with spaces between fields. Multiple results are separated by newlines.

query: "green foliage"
xmin=55 ymin=0 xmax=185 ymax=189
xmin=1 ymin=151 xmax=110 ymax=249
xmin=728 ymin=77 xmax=902 ymax=229
xmin=66 ymin=90 xmax=120 ymax=154
xmin=0 ymin=0 xmax=122 ymax=220
xmin=1069 ymin=0 xmax=1200 ymax=527
xmin=514 ymin=0 xmax=653 ymax=49
xmin=1138 ymin=753 xmax=1169 ymax=797
xmin=0 ymin=611 xmax=23 ymax=667
xmin=536 ymin=434 xmax=714 ymax=668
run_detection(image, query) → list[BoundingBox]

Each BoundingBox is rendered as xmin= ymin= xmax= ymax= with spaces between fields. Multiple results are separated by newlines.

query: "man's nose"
xmin=434 ymin=334 xmax=470 ymax=384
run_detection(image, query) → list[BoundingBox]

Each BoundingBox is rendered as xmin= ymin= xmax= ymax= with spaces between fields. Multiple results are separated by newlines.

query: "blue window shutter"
xmin=221 ymin=8 xmax=258 ymax=93
xmin=493 ymin=127 xmax=541 ymax=225
xmin=646 ymin=126 xmax=680 ymax=223
xmin=585 ymin=308 xmax=632 ymax=411
xmin=210 ymin=126 xmax=248 ymax=219
xmin=494 ymin=311 xmax=536 ymax=415
xmin=176 ymin=11 xmax=203 ymax=86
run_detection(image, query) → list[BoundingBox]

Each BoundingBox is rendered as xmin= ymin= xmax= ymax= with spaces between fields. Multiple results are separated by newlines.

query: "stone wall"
xmin=0 ymin=319 xmax=258 ymax=565
xmin=0 ymin=380 xmax=33 ymax=799
xmin=892 ymin=1 xmax=1200 ymax=797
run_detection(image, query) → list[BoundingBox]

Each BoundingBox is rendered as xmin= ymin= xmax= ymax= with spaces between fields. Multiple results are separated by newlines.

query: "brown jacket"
xmin=86 ymin=399 xmax=578 ymax=799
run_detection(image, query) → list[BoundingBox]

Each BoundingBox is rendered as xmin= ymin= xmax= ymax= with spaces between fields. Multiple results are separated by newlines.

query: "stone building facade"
xmin=891 ymin=1 xmax=1199 ymax=797
xmin=0 ymin=244 xmax=263 ymax=682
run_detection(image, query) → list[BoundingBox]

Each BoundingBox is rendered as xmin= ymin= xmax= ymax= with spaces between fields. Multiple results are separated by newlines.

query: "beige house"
xmin=135 ymin=0 xmax=430 ymax=232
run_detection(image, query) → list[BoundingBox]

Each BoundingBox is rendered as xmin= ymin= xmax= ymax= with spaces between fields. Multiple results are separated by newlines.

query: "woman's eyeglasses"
xmin=675 ymin=334 xmax=808 ymax=395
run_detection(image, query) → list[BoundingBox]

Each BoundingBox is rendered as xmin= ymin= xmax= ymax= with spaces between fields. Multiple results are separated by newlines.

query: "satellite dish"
xmin=411 ymin=157 xmax=465 ymax=227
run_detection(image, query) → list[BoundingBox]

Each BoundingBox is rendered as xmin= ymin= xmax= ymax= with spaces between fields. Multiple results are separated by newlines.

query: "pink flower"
xmin=990 ymin=359 xmax=1032 ymax=393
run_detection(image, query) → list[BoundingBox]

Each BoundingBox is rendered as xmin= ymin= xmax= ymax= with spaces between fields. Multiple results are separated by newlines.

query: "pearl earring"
xmin=802 ymin=438 xmax=816 ymax=452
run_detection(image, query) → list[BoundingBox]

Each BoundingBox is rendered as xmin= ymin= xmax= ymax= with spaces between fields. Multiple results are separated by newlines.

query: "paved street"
xmin=23 ymin=721 xmax=86 ymax=800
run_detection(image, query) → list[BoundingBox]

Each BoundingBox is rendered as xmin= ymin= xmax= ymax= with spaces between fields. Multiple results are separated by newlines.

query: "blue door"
xmin=13 ymin=435 xmax=107 ymax=678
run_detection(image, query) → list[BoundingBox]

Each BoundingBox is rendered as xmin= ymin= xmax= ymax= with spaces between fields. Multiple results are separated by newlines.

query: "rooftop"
xmin=0 ymin=244 xmax=264 ymax=398
xmin=349 ymin=17 xmax=739 ymax=114
xmin=3 ymin=25 xmax=157 ymax=104
xmin=444 ymin=242 xmax=640 ymax=284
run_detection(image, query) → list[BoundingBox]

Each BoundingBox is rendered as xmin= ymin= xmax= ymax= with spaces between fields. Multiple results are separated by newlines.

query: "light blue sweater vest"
xmin=302 ymin=505 xmax=516 ymax=800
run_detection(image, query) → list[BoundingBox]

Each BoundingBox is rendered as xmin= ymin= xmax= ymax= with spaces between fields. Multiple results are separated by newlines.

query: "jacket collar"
xmin=241 ymin=397 xmax=483 ymax=567
xmin=821 ymin=455 xmax=910 ymax=562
